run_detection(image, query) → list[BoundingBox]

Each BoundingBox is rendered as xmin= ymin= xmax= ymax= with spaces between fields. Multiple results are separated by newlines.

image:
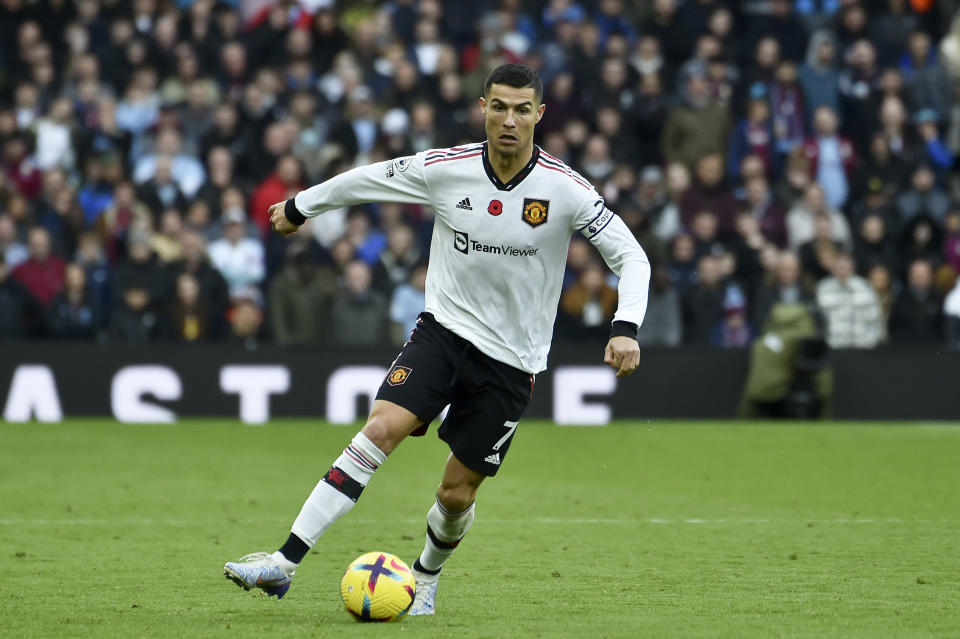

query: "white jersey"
xmin=295 ymin=142 xmax=650 ymax=373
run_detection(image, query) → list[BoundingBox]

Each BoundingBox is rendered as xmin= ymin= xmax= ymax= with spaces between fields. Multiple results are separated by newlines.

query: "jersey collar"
xmin=481 ymin=141 xmax=540 ymax=191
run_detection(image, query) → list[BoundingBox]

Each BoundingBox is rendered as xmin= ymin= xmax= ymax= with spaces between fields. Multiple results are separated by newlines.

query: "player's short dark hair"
xmin=483 ymin=64 xmax=543 ymax=103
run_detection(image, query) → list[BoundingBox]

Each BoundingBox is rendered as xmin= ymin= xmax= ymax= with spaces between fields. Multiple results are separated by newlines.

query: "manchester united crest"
xmin=521 ymin=198 xmax=550 ymax=228
xmin=386 ymin=365 xmax=411 ymax=386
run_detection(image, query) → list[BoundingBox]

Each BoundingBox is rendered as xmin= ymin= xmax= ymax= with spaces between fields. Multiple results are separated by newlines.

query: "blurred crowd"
xmin=2 ymin=0 xmax=960 ymax=349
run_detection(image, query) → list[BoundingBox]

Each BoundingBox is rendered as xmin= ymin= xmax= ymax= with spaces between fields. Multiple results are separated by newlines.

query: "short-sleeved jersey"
xmin=295 ymin=142 xmax=650 ymax=373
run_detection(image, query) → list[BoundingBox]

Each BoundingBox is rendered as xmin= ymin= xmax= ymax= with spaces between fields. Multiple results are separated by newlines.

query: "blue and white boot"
xmin=409 ymin=569 xmax=439 ymax=616
xmin=224 ymin=551 xmax=295 ymax=599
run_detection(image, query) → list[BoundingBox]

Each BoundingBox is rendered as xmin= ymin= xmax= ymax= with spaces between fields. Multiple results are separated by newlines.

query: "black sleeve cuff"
xmin=284 ymin=198 xmax=307 ymax=226
xmin=610 ymin=320 xmax=638 ymax=339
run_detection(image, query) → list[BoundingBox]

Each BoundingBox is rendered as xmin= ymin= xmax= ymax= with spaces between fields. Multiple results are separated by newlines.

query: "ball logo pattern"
xmin=340 ymin=552 xmax=416 ymax=622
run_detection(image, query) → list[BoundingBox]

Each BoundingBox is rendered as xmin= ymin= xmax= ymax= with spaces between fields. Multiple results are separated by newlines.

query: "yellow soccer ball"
xmin=340 ymin=552 xmax=416 ymax=622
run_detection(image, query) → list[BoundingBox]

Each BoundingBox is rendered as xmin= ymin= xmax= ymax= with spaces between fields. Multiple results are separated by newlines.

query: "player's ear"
xmin=536 ymin=102 xmax=546 ymax=122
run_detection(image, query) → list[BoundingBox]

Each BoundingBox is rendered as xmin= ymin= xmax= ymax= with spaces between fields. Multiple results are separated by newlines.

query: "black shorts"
xmin=375 ymin=313 xmax=534 ymax=476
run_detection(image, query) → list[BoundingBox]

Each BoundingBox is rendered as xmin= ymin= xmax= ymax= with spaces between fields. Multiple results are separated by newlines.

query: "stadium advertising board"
xmin=3 ymin=344 xmax=718 ymax=425
xmin=1 ymin=344 xmax=956 ymax=422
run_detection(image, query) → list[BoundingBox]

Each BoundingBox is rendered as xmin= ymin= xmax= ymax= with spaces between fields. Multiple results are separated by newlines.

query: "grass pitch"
xmin=1 ymin=419 xmax=958 ymax=638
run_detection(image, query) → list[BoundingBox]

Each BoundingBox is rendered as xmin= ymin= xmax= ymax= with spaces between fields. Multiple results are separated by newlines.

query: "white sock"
xmin=414 ymin=497 xmax=476 ymax=576
xmin=290 ymin=432 xmax=386 ymax=546
xmin=270 ymin=551 xmax=298 ymax=575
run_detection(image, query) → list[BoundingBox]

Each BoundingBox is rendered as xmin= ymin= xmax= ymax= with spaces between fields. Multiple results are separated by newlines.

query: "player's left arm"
xmin=577 ymin=204 xmax=651 ymax=378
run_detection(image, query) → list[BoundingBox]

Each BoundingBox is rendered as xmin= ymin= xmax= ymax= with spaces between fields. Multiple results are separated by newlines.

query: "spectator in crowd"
xmin=888 ymin=259 xmax=943 ymax=343
xmin=896 ymin=164 xmax=951 ymax=226
xmin=161 ymin=272 xmax=214 ymax=342
xmin=268 ymin=241 xmax=335 ymax=346
xmin=689 ymin=209 xmax=725 ymax=259
xmin=207 ymin=208 xmax=265 ymax=301
xmin=902 ymin=29 xmax=953 ymax=119
xmin=12 ymin=226 xmax=66 ymax=308
xmin=34 ymin=96 xmax=76 ymax=172
xmin=945 ymin=209 xmax=960 ymax=274
xmin=740 ymin=175 xmax=788 ymax=248
xmin=728 ymin=85 xmax=777 ymax=181
xmin=899 ymin=214 xmax=943 ymax=276
xmin=798 ymin=30 xmax=841 ymax=127
xmin=667 ymin=232 xmax=699 ymax=293
xmin=136 ymin=155 xmax=187 ymax=219
xmin=250 ymin=154 xmax=305 ymax=237
xmin=854 ymin=213 xmax=899 ymax=277
xmin=228 ymin=296 xmax=266 ymax=349
xmin=661 ymin=64 xmax=730 ymax=172
xmin=913 ymin=109 xmax=953 ymax=179
xmin=1 ymin=0 xmax=959 ymax=351
xmin=196 ymin=146 xmax=239 ymax=221
xmin=867 ymin=263 xmax=896 ymax=338
xmin=679 ymin=153 xmax=739 ymax=234
xmin=343 ymin=207 xmax=388 ymax=266
xmin=134 ymin=126 xmax=206 ymax=199
xmin=112 ymin=229 xmax=167 ymax=311
xmin=109 ymin=282 xmax=159 ymax=342
xmin=816 ymin=251 xmax=884 ymax=348
xmin=652 ymin=163 xmax=687 ymax=242
xmin=802 ymin=106 xmax=855 ymax=210
xmin=944 ymin=275 xmax=960 ymax=348
xmin=373 ymin=223 xmax=421 ymax=296
xmin=0 ymin=213 xmax=27 ymax=269
xmin=838 ymin=39 xmax=879 ymax=150
xmin=787 ymin=183 xmax=852 ymax=250
xmin=752 ymin=250 xmax=815 ymax=330
xmin=330 ymin=260 xmax=389 ymax=346
xmin=710 ymin=285 xmax=752 ymax=348
xmin=851 ymin=133 xmax=907 ymax=206
xmin=769 ymin=60 xmax=806 ymax=163
xmin=150 ymin=209 xmax=185 ymax=264
xmin=76 ymin=232 xmax=111 ymax=319
xmin=798 ymin=214 xmax=845 ymax=283
xmin=0 ymin=252 xmax=40 ymax=339
xmin=774 ymin=147 xmax=812 ymax=210
xmin=46 ymin=263 xmax=101 ymax=340
xmin=636 ymin=266 xmax=682 ymax=347
xmin=682 ymin=254 xmax=729 ymax=344
xmin=78 ymin=97 xmax=132 ymax=174
xmin=389 ymin=262 xmax=428 ymax=346
xmin=557 ymin=260 xmax=619 ymax=341
xmin=166 ymin=230 xmax=229 ymax=336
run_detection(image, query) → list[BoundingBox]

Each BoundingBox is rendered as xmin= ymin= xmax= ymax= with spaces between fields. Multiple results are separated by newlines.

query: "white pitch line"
xmin=0 ymin=517 xmax=919 ymax=526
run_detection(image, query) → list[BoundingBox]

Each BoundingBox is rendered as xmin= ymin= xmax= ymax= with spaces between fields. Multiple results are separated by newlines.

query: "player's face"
xmin=480 ymin=84 xmax=545 ymax=158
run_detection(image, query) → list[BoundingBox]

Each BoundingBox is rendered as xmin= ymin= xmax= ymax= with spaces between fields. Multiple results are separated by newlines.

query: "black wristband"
xmin=610 ymin=320 xmax=638 ymax=340
xmin=284 ymin=198 xmax=307 ymax=226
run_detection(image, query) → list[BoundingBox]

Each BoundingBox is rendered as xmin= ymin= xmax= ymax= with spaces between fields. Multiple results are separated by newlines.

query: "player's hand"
xmin=604 ymin=336 xmax=641 ymax=378
xmin=269 ymin=201 xmax=300 ymax=237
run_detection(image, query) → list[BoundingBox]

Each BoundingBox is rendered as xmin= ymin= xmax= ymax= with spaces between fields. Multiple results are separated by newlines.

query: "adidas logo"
xmin=456 ymin=197 xmax=472 ymax=210
xmin=484 ymin=452 xmax=501 ymax=465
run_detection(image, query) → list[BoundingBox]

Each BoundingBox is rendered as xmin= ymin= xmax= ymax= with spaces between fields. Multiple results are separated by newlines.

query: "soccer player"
xmin=224 ymin=64 xmax=651 ymax=614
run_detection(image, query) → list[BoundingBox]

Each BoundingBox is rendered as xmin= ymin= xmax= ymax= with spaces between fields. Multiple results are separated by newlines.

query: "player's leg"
xmin=409 ymin=453 xmax=484 ymax=615
xmin=224 ymin=400 xmax=423 ymax=598
xmin=415 ymin=452 xmax=484 ymax=574
xmin=225 ymin=313 xmax=457 ymax=598
xmin=410 ymin=350 xmax=534 ymax=615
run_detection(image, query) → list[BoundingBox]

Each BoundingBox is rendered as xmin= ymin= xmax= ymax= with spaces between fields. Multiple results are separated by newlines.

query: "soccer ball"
xmin=340 ymin=551 xmax=416 ymax=622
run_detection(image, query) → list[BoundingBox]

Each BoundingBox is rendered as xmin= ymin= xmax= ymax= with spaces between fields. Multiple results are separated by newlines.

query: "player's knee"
xmin=436 ymin=480 xmax=478 ymax=514
xmin=360 ymin=413 xmax=404 ymax=455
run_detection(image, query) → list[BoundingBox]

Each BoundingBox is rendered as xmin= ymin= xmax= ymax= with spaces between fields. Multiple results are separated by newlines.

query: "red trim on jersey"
xmin=537 ymin=152 xmax=593 ymax=189
xmin=425 ymin=145 xmax=483 ymax=162
xmin=424 ymin=151 xmax=483 ymax=166
xmin=535 ymin=161 xmax=591 ymax=189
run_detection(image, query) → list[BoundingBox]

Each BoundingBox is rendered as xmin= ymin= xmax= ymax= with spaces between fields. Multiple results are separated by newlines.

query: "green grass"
xmin=1 ymin=420 xmax=958 ymax=638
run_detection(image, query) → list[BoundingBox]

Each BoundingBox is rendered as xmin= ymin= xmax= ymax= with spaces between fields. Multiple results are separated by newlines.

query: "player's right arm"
xmin=269 ymin=154 xmax=431 ymax=236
